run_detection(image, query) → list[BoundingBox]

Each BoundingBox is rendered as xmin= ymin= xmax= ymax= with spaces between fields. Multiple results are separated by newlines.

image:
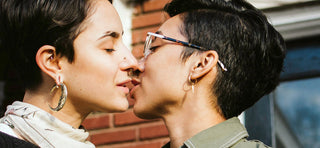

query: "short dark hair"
xmin=0 ymin=0 xmax=111 ymax=90
xmin=164 ymin=0 xmax=286 ymax=119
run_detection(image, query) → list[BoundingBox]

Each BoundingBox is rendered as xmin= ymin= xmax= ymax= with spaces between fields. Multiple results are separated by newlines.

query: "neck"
xmin=162 ymin=92 xmax=225 ymax=148
xmin=23 ymin=89 xmax=89 ymax=128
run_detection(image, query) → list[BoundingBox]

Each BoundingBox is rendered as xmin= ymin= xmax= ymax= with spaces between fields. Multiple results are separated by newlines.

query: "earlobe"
xmin=35 ymin=45 xmax=61 ymax=82
xmin=190 ymin=51 xmax=219 ymax=80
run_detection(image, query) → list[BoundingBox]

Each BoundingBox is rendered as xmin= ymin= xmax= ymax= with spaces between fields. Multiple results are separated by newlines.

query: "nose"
xmin=137 ymin=57 xmax=145 ymax=72
xmin=119 ymin=52 xmax=144 ymax=76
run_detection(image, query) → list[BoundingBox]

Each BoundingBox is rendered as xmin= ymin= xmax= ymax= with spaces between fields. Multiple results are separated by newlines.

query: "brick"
xmin=90 ymin=129 xmax=135 ymax=145
xmin=132 ymin=26 xmax=158 ymax=44
xmin=139 ymin=124 xmax=169 ymax=140
xmin=143 ymin=0 xmax=171 ymax=12
xmin=82 ymin=114 xmax=110 ymax=130
xmin=114 ymin=110 xmax=148 ymax=126
xmin=133 ymin=4 xmax=142 ymax=15
xmin=161 ymin=138 xmax=170 ymax=146
xmin=132 ymin=30 xmax=144 ymax=45
xmin=132 ymin=44 xmax=144 ymax=59
xmin=117 ymin=142 xmax=163 ymax=148
xmin=99 ymin=140 xmax=168 ymax=148
xmin=132 ymin=12 xmax=166 ymax=29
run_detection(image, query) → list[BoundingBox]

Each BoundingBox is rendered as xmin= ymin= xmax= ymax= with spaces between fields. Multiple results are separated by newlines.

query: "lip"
xmin=116 ymin=79 xmax=132 ymax=94
xmin=129 ymin=79 xmax=141 ymax=99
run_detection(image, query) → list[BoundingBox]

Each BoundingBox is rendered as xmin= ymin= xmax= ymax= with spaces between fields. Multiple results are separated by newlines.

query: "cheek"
xmin=64 ymin=55 xmax=119 ymax=94
xmin=143 ymin=60 xmax=167 ymax=88
xmin=143 ymin=60 xmax=187 ymax=99
xmin=78 ymin=59 xmax=117 ymax=81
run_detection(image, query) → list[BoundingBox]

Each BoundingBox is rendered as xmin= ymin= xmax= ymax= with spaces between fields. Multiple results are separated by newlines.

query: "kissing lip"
xmin=131 ymin=78 xmax=140 ymax=86
xmin=117 ymin=79 xmax=132 ymax=87
xmin=129 ymin=78 xmax=140 ymax=99
xmin=116 ymin=79 xmax=132 ymax=93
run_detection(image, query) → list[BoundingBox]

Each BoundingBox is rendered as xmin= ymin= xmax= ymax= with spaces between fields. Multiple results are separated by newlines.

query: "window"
xmin=245 ymin=2 xmax=320 ymax=147
xmin=275 ymin=77 xmax=320 ymax=148
xmin=273 ymin=37 xmax=320 ymax=148
xmin=246 ymin=36 xmax=320 ymax=147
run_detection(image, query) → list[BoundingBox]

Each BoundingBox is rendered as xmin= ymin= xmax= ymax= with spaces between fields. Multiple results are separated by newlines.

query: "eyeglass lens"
xmin=144 ymin=34 xmax=158 ymax=58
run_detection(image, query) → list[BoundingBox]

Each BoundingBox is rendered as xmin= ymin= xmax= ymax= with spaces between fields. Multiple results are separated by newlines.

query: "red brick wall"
xmin=131 ymin=0 xmax=171 ymax=58
xmin=83 ymin=0 xmax=171 ymax=147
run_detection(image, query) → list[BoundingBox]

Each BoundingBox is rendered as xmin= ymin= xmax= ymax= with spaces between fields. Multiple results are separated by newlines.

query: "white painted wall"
xmin=113 ymin=0 xmax=134 ymax=50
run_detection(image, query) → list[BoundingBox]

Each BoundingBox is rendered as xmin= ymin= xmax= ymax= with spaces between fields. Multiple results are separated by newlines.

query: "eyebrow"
xmin=97 ymin=30 xmax=124 ymax=40
xmin=155 ymin=30 xmax=163 ymax=35
xmin=151 ymin=31 xmax=164 ymax=43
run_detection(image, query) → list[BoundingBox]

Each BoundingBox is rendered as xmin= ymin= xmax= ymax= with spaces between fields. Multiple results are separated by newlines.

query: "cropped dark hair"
xmin=0 ymin=0 xmax=112 ymax=90
xmin=165 ymin=0 xmax=286 ymax=119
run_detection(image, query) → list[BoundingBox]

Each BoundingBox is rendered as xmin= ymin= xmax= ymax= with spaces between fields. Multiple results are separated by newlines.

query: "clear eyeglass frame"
xmin=143 ymin=32 xmax=228 ymax=72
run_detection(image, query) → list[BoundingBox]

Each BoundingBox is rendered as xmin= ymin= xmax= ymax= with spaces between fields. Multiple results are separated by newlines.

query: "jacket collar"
xmin=163 ymin=117 xmax=248 ymax=148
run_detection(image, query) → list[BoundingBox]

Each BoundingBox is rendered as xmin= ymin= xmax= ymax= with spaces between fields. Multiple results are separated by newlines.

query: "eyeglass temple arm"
xmin=147 ymin=32 xmax=228 ymax=72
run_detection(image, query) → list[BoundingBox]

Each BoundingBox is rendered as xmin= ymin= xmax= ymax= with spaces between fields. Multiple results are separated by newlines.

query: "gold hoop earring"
xmin=49 ymin=83 xmax=67 ymax=111
xmin=188 ymin=74 xmax=197 ymax=93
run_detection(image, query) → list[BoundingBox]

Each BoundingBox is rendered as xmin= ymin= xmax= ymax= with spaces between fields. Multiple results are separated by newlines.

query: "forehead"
xmin=83 ymin=0 xmax=122 ymax=33
xmin=158 ymin=15 xmax=186 ymax=41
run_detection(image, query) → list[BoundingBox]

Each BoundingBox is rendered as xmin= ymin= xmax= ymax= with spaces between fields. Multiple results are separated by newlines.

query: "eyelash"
xmin=105 ymin=49 xmax=115 ymax=52
xmin=150 ymin=46 xmax=160 ymax=51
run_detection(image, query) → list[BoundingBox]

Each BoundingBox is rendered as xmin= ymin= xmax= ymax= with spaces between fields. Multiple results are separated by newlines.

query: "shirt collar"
xmin=162 ymin=117 xmax=248 ymax=148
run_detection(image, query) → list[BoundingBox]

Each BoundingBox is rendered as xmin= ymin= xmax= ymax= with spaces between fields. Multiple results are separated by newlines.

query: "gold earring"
xmin=188 ymin=74 xmax=197 ymax=93
xmin=49 ymin=76 xmax=67 ymax=111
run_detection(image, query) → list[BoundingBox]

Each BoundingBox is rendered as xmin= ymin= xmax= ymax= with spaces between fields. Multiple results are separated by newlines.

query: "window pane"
xmin=274 ymin=77 xmax=320 ymax=148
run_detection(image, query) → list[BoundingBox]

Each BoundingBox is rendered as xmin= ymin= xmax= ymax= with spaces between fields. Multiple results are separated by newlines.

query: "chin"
xmin=104 ymin=105 xmax=129 ymax=113
xmin=114 ymin=102 xmax=130 ymax=112
xmin=133 ymin=105 xmax=161 ymax=120
xmin=100 ymin=99 xmax=129 ymax=113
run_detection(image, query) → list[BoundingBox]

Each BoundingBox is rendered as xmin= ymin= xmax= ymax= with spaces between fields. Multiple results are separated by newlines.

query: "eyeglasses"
xmin=144 ymin=32 xmax=228 ymax=72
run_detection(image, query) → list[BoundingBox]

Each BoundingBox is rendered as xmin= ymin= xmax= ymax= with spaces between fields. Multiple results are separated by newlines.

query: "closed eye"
xmin=105 ymin=49 xmax=115 ymax=52
xmin=150 ymin=46 xmax=160 ymax=51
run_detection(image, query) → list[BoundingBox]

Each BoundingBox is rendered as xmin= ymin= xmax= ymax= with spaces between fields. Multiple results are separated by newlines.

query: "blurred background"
xmin=0 ymin=0 xmax=319 ymax=147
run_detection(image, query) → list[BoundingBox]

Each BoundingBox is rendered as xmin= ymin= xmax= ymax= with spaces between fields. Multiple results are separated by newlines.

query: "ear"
xmin=190 ymin=50 xmax=219 ymax=80
xmin=35 ymin=45 xmax=61 ymax=83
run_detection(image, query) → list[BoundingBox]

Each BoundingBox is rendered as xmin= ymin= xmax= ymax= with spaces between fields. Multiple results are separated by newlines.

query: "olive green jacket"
xmin=162 ymin=117 xmax=270 ymax=148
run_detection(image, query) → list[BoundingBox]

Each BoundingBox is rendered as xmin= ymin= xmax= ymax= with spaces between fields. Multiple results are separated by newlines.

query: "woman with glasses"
xmin=129 ymin=0 xmax=286 ymax=147
xmin=0 ymin=0 xmax=139 ymax=147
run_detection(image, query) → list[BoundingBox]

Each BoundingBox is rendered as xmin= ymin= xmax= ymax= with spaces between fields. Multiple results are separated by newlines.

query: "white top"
xmin=0 ymin=123 xmax=18 ymax=138
xmin=0 ymin=101 xmax=95 ymax=148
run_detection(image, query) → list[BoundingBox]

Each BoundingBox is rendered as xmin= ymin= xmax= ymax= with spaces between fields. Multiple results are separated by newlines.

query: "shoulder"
xmin=0 ymin=131 xmax=39 ymax=148
xmin=0 ymin=123 xmax=18 ymax=138
xmin=231 ymin=138 xmax=271 ymax=148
